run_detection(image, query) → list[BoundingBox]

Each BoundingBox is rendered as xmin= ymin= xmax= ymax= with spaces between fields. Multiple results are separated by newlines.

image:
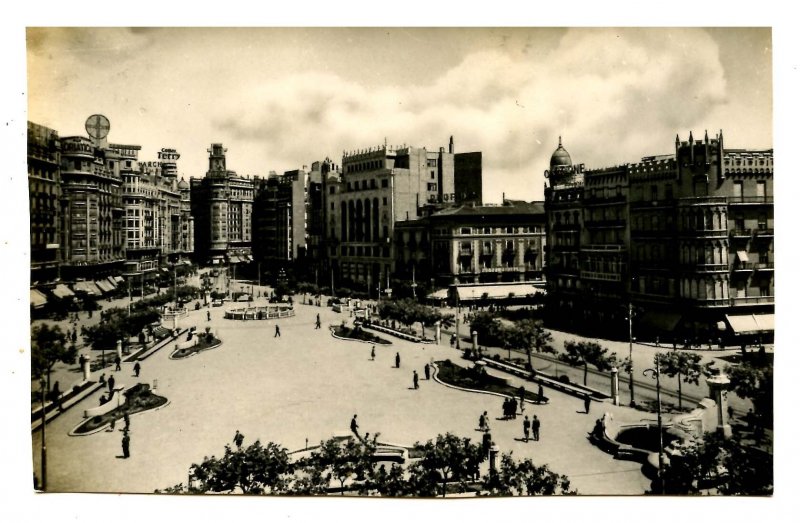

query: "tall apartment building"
xmin=544 ymin=132 xmax=774 ymax=343
xmin=326 ymin=140 xmax=458 ymax=293
xmin=28 ymin=122 xmax=62 ymax=282
xmin=178 ymin=177 xmax=194 ymax=256
xmin=190 ymin=144 xmax=254 ymax=265
xmin=252 ymin=169 xmax=308 ymax=267
xmin=58 ymin=136 xmax=125 ymax=279
xmin=394 ymin=201 xmax=546 ymax=288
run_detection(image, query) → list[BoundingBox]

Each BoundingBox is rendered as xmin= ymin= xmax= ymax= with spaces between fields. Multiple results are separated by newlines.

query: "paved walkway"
xmin=32 ymin=298 xmax=653 ymax=495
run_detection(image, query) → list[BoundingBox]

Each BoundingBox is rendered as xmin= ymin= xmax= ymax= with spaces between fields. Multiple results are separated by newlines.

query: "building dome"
xmin=550 ymin=136 xmax=572 ymax=170
xmin=177 ymin=177 xmax=189 ymax=189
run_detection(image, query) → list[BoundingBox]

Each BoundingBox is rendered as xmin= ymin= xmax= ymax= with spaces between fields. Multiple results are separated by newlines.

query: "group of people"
xmin=522 ymin=415 xmax=541 ymax=442
xmin=502 ymin=397 xmax=520 ymax=419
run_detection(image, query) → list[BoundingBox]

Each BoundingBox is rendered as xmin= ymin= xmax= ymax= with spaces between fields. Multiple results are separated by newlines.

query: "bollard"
xmin=472 ymin=331 xmax=478 ymax=352
xmin=153 ymin=379 xmax=158 ymax=390
xmin=489 ymin=444 xmax=499 ymax=473
xmin=82 ymin=358 xmax=91 ymax=381
xmin=116 ymin=339 xmax=123 ymax=362
xmin=610 ymin=367 xmax=620 ymax=406
xmin=435 ymin=322 xmax=441 ymax=345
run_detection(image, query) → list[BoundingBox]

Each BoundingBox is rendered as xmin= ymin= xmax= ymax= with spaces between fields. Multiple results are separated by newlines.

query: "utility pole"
xmin=643 ymin=358 xmax=665 ymax=494
xmin=39 ymin=377 xmax=47 ymax=491
xmin=628 ymin=301 xmax=635 ymax=406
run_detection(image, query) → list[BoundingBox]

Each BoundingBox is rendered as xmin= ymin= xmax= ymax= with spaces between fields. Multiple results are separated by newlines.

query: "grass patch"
xmin=333 ymin=325 xmax=391 ymax=345
xmin=73 ymin=383 xmax=167 ymax=434
xmin=171 ymin=334 xmax=222 ymax=359
xmin=435 ymin=360 xmax=547 ymax=403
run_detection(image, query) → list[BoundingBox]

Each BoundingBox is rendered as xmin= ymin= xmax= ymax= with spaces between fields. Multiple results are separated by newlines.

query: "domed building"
xmin=550 ymin=136 xmax=573 ymax=172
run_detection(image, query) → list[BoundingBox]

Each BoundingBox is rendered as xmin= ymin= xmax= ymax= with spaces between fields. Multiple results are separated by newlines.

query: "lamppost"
xmin=455 ymin=291 xmax=461 ymax=350
xmin=627 ymin=301 xmax=636 ymax=406
xmin=39 ymin=375 xmax=47 ymax=491
xmin=643 ymin=357 xmax=665 ymax=495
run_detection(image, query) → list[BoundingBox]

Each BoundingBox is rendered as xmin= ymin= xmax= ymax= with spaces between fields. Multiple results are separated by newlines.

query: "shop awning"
xmin=72 ymin=281 xmax=97 ymax=295
xmin=113 ymin=276 xmax=124 ymax=284
xmin=229 ymin=256 xmax=242 ymax=264
xmin=736 ymin=250 xmax=750 ymax=262
xmin=95 ymin=280 xmax=114 ymax=294
xmin=52 ymin=284 xmax=74 ymax=299
xmin=427 ymin=288 xmax=449 ymax=300
xmin=753 ymin=314 xmax=774 ymax=332
xmin=638 ymin=311 xmax=683 ymax=332
xmin=454 ymin=283 xmax=546 ymax=301
xmin=725 ymin=314 xmax=762 ymax=334
xmin=105 ymin=277 xmax=118 ymax=289
xmin=161 ymin=267 xmax=170 ymax=273
xmin=30 ymin=289 xmax=48 ymax=308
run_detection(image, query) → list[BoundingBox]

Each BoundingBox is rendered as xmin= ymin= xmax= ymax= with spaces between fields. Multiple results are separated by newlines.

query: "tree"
xmin=31 ymin=324 xmax=75 ymax=395
xmin=508 ymin=319 xmax=553 ymax=371
xmin=482 ymin=453 xmax=576 ymax=495
xmin=558 ymin=340 xmax=616 ymax=386
xmin=408 ymin=433 xmax=484 ymax=497
xmin=469 ymin=311 xmax=505 ymax=347
xmin=659 ymin=351 xmax=703 ymax=409
xmin=307 ymin=436 xmax=376 ymax=495
xmin=725 ymin=362 xmax=773 ymax=428
xmin=187 ymin=438 xmax=294 ymax=494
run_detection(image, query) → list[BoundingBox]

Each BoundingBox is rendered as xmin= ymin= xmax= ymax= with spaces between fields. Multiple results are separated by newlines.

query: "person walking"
xmin=123 ymin=412 xmax=130 ymax=431
xmin=584 ymin=395 xmax=591 ymax=414
xmin=395 ymin=352 xmax=401 ymax=368
xmin=233 ymin=430 xmax=244 ymax=448
xmin=350 ymin=414 xmax=360 ymax=439
xmin=370 ymin=345 xmax=376 ymax=361
xmin=315 ymin=314 xmax=321 ymax=329
xmin=523 ymin=415 xmax=531 ymax=442
xmin=108 ymin=374 xmax=115 ymax=394
xmin=207 ymin=311 xmax=211 ymax=322
xmin=531 ymin=415 xmax=540 ymax=441
xmin=479 ymin=411 xmax=489 ymax=432
xmin=133 ymin=362 xmax=141 ymax=378
xmin=121 ymin=431 xmax=130 ymax=459
xmin=114 ymin=355 xmax=121 ymax=372
xmin=424 ymin=363 xmax=431 ymax=380
xmin=274 ymin=324 xmax=281 ymax=337
xmin=518 ymin=386 xmax=526 ymax=412
xmin=413 ymin=370 xmax=419 ymax=389
xmin=537 ymin=383 xmax=544 ymax=404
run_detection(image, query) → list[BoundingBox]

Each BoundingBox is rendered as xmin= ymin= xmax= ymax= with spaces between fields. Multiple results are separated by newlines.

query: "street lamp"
xmin=627 ymin=301 xmax=636 ymax=406
xmin=39 ymin=375 xmax=47 ymax=491
xmin=643 ymin=358 xmax=665 ymax=495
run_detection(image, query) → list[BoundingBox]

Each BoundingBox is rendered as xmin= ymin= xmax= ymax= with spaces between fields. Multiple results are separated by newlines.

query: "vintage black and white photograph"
xmin=9 ymin=7 xmax=788 ymax=512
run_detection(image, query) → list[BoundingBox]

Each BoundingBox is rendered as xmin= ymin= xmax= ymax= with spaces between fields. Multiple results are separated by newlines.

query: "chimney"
xmin=449 ymin=135 xmax=454 ymax=154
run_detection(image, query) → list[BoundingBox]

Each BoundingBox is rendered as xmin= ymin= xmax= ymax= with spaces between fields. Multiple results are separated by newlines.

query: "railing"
xmin=689 ymin=296 xmax=774 ymax=307
xmin=580 ymin=271 xmax=623 ymax=282
xmin=730 ymin=295 xmax=774 ymax=306
xmin=583 ymin=219 xmax=626 ymax=228
xmin=677 ymin=196 xmax=729 ymax=206
xmin=630 ymin=200 xmax=677 ymax=209
xmin=583 ymin=194 xmax=627 ymax=205
xmin=754 ymin=262 xmax=775 ymax=270
xmin=730 ymin=229 xmax=752 ymax=237
xmin=686 ymin=263 xmax=728 ymax=272
xmin=551 ymin=223 xmax=581 ymax=231
xmin=753 ymin=228 xmax=774 ymax=237
xmin=581 ymin=244 xmax=625 ymax=252
xmin=679 ymin=228 xmax=727 ymax=237
xmin=728 ymin=196 xmax=773 ymax=204
xmin=551 ymin=245 xmax=580 ymax=252
xmin=733 ymin=262 xmax=754 ymax=271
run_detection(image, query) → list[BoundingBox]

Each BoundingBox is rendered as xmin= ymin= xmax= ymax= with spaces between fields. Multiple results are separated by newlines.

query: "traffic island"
xmin=170 ymin=331 xmax=222 ymax=359
xmin=434 ymin=359 xmax=549 ymax=404
xmin=70 ymin=383 xmax=168 ymax=436
xmin=330 ymin=324 xmax=392 ymax=345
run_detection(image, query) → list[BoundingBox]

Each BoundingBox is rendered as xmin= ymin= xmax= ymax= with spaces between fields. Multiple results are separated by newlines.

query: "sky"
xmin=26 ymin=27 xmax=772 ymax=203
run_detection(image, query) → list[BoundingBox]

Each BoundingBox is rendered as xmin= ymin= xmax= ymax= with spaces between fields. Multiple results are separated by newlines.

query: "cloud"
xmin=209 ymin=28 xmax=734 ymax=202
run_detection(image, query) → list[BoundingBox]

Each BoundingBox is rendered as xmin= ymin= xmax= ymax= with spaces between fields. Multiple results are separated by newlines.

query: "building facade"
xmin=58 ymin=135 xmax=125 ymax=279
xmin=394 ymin=201 xmax=546 ymax=289
xmin=190 ymin=144 xmax=254 ymax=265
xmin=252 ymin=169 xmax=308 ymax=268
xmin=544 ymin=132 xmax=774 ymax=342
xmin=28 ymin=122 xmax=62 ymax=282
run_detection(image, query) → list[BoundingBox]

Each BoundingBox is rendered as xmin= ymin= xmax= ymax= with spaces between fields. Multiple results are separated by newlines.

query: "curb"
xmin=329 ymin=327 xmax=392 ymax=346
xmin=430 ymin=362 xmax=544 ymax=409
xmin=168 ymin=340 xmax=223 ymax=360
xmin=69 ymin=398 xmax=172 ymax=437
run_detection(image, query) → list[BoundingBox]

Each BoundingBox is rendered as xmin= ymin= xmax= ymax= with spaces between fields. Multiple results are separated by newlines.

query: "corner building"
xmin=28 ymin=122 xmax=62 ymax=282
xmin=544 ymin=132 xmax=773 ymax=343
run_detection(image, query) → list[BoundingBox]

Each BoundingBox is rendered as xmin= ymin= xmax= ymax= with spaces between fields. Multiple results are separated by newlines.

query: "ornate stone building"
xmin=28 ymin=122 xmax=62 ymax=282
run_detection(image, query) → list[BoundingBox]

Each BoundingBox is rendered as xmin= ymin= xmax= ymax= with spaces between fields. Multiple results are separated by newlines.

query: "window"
xmin=733 ymin=181 xmax=743 ymax=200
xmin=665 ymin=184 xmax=673 ymax=200
xmin=460 ymin=227 xmax=471 ymax=235
xmin=758 ymin=214 xmax=767 ymax=230
xmin=650 ymin=185 xmax=658 ymax=201
xmin=329 ymin=186 xmax=336 ymax=194
xmin=484 ymin=227 xmax=491 ymax=234
xmin=756 ymin=181 xmax=766 ymax=199
xmin=382 ymin=197 xmax=388 ymax=205
xmin=428 ymin=183 xmax=437 ymax=191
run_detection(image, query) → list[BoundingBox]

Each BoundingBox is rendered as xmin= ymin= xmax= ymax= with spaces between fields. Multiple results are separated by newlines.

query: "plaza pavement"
xmin=32 ymin=297 xmax=653 ymax=495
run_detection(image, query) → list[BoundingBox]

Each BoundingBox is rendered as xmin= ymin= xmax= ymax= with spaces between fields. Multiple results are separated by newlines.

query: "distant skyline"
xmin=27 ymin=27 xmax=772 ymax=203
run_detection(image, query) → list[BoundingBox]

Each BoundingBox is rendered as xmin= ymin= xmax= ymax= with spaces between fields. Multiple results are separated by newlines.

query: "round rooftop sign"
xmin=85 ymin=114 xmax=110 ymax=140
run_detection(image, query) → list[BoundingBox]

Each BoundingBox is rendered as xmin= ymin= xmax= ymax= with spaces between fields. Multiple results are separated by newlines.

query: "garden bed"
xmin=435 ymin=360 xmax=546 ymax=403
xmin=170 ymin=334 xmax=223 ymax=359
xmin=332 ymin=325 xmax=392 ymax=345
xmin=72 ymin=383 xmax=167 ymax=435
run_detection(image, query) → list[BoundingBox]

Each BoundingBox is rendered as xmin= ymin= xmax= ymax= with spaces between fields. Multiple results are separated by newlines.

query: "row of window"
xmin=345 ymin=178 xmax=390 ymax=191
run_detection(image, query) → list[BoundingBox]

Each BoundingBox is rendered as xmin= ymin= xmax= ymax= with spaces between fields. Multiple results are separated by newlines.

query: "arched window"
xmin=364 ymin=198 xmax=371 ymax=242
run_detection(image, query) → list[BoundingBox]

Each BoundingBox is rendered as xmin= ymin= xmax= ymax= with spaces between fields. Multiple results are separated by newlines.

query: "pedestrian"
xmin=537 ymin=383 xmax=544 ymax=403
xmin=350 ymin=414 xmax=360 ymax=438
xmin=502 ymin=398 xmax=509 ymax=419
xmin=584 ymin=395 xmax=592 ymax=414
xmin=482 ymin=431 xmax=492 ymax=457
xmin=99 ymin=394 xmax=108 ymax=406
xmin=207 ymin=311 xmax=211 ymax=321
xmin=727 ymin=405 xmax=734 ymax=422
xmin=371 ymin=345 xmax=376 ymax=361
xmin=450 ymin=333 xmax=456 ymax=347
xmin=532 ymin=415 xmax=541 ymax=441
xmin=413 ymin=370 xmax=419 ymax=389
xmin=115 ymin=355 xmax=121 ymax=371
xmin=479 ymin=411 xmax=489 ymax=432
xmin=523 ymin=415 xmax=531 ymax=442
xmin=510 ymin=397 xmax=518 ymax=419
xmin=274 ymin=324 xmax=281 ymax=337
xmin=424 ymin=363 xmax=431 ymax=380
xmin=655 ymin=336 xmax=660 ymax=347
xmin=315 ymin=314 xmax=321 ymax=329
xmin=109 ymin=416 xmax=116 ymax=432
xmin=395 ymin=352 xmax=400 ymax=368
xmin=133 ymin=362 xmax=141 ymax=378
xmin=121 ymin=431 xmax=130 ymax=459
xmin=233 ymin=430 xmax=244 ymax=448
xmin=124 ymin=412 xmax=130 ymax=431
xmin=518 ymin=386 xmax=526 ymax=412
xmin=108 ymin=374 xmax=115 ymax=394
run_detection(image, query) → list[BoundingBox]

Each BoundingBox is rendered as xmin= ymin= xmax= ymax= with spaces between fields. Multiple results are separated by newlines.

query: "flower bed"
xmin=72 ymin=383 xmax=167 ymax=435
xmin=170 ymin=333 xmax=222 ymax=359
xmin=435 ymin=360 xmax=546 ymax=403
xmin=332 ymin=325 xmax=391 ymax=345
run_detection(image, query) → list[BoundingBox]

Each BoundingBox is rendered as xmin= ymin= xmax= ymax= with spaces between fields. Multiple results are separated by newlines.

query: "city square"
xmin=18 ymin=24 xmax=777 ymax=505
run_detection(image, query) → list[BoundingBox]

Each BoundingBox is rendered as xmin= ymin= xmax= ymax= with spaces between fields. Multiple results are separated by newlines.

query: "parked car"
xmin=211 ymin=299 xmax=223 ymax=307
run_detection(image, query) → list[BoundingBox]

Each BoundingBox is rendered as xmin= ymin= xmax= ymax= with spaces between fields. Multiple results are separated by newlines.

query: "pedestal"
xmin=706 ymin=374 xmax=733 ymax=439
xmin=82 ymin=359 xmax=91 ymax=381
xmin=489 ymin=444 xmax=499 ymax=473
xmin=435 ymin=322 xmax=441 ymax=344
xmin=116 ymin=340 xmax=123 ymax=361
xmin=610 ymin=367 xmax=620 ymax=406
xmin=472 ymin=331 xmax=478 ymax=351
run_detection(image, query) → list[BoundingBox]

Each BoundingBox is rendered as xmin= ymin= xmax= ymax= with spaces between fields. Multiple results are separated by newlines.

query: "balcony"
xmin=753 ymin=228 xmax=774 ymax=238
xmin=581 ymin=244 xmax=625 ymax=252
xmin=754 ymin=262 xmax=775 ymax=271
xmin=551 ymin=244 xmax=580 ymax=253
xmin=551 ymin=223 xmax=581 ymax=232
xmin=583 ymin=219 xmax=626 ymax=228
xmin=685 ymin=263 xmax=729 ymax=273
xmin=630 ymin=199 xmax=678 ymax=210
xmin=730 ymin=228 xmax=752 ymax=238
xmin=580 ymin=271 xmax=623 ymax=282
xmin=679 ymin=228 xmax=728 ymax=238
xmin=732 ymin=262 xmax=754 ymax=272
xmin=690 ymin=296 xmax=774 ymax=307
xmin=730 ymin=295 xmax=774 ymax=306
xmin=728 ymin=196 xmax=773 ymax=205
xmin=583 ymin=194 xmax=627 ymax=205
